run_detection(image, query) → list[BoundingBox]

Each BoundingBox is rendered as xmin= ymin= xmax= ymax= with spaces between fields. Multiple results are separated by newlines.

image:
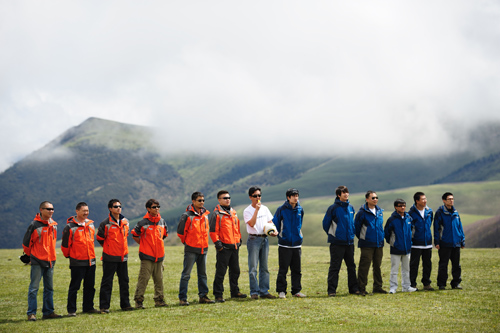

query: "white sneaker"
xmin=389 ymin=289 xmax=396 ymax=294
xmin=406 ymin=287 xmax=417 ymax=292
xmin=278 ymin=292 xmax=286 ymax=299
xmin=293 ymin=292 xmax=307 ymax=298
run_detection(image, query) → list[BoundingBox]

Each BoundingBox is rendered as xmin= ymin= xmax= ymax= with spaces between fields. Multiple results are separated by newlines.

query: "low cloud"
xmin=1 ymin=1 xmax=500 ymax=171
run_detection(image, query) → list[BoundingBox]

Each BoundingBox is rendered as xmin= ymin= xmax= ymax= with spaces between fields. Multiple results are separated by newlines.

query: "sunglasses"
xmin=397 ymin=205 xmax=406 ymax=208
xmin=113 ymin=205 xmax=122 ymax=209
xmin=150 ymin=205 xmax=160 ymax=209
xmin=221 ymin=197 xmax=231 ymax=200
xmin=42 ymin=208 xmax=54 ymax=211
xmin=371 ymin=197 xmax=378 ymax=200
xmin=252 ymin=194 xmax=262 ymax=198
xmin=197 ymin=199 xmax=205 ymax=202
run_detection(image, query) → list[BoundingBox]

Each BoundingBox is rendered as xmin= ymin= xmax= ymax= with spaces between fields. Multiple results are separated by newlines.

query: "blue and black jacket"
xmin=408 ymin=205 xmax=433 ymax=247
xmin=273 ymin=200 xmax=304 ymax=247
xmin=434 ymin=205 xmax=465 ymax=248
xmin=355 ymin=204 xmax=384 ymax=248
xmin=322 ymin=198 xmax=356 ymax=245
xmin=384 ymin=210 xmax=413 ymax=255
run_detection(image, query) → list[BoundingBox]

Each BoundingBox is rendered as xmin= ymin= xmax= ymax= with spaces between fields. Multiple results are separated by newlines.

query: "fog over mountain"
xmin=1 ymin=1 xmax=500 ymax=172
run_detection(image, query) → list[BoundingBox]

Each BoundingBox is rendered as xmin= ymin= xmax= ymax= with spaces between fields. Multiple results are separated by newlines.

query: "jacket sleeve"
xmin=458 ymin=214 xmax=465 ymax=247
xmin=22 ymin=223 xmax=35 ymax=256
xmin=209 ymin=212 xmax=219 ymax=243
xmin=61 ymin=225 xmax=72 ymax=258
xmin=433 ymin=211 xmax=442 ymax=246
xmin=177 ymin=214 xmax=188 ymax=244
xmin=384 ymin=219 xmax=392 ymax=244
xmin=131 ymin=220 xmax=143 ymax=238
xmin=354 ymin=209 xmax=362 ymax=239
xmin=272 ymin=207 xmax=282 ymax=233
xmin=322 ymin=206 xmax=334 ymax=234
xmin=96 ymin=220 xmax=106 ymax=246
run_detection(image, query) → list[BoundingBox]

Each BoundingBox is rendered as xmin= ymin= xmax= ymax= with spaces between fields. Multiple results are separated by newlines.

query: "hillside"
xmin=464 ymin=215 xmax=500 ymax=248
xmin=2 ymin=117 xmax=500 ymax=249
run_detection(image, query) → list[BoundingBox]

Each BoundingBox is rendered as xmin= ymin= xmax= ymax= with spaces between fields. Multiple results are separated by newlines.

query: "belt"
xmin=249 ymin=234 xmax=267 ymax=238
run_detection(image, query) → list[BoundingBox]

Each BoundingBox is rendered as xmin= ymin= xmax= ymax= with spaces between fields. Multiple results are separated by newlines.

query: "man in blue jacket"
xmin=355 ymin=191 xmax=386 ymax=295
xmin=322 ymin=186 xmax=360 ymax=297
xmin=384 ymin=199 xmax=417 ymax=294
xmin=273 ymin=188 xmax=305 ymax=299
xmin=434 ymin=192 xmax=465 ymax=290
xmin=409 ymin=192 xmax=434 ymax=291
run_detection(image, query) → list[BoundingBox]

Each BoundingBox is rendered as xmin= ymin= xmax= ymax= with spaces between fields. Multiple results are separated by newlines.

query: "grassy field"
xmin=1 ymin=245 xmax=499 ymax=332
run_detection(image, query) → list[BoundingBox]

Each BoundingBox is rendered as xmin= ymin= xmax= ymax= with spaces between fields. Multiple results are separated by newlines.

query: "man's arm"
xmin=434 ymin=211 xmax=442 ymax=249
xmin=244 ymin=206 xmax=259 ymax=228
xmin=96 ymin=220 xmax=107 ymax=246
xmin=61 ymin=225 xmax=72 ymax=258
xmin=131 ymin=220 xmax=143 ymax=245
xmin=22 ymin=223 xmax=35 ymax=256
xmin=322 ymin=206 xmax=334 ymax=234
xmin=177 ymin=214 xmax=188 ymax=244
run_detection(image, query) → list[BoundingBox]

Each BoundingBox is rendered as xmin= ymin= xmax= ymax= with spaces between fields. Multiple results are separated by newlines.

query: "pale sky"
xmin=1 ymin=0 xmax=500 ymax=172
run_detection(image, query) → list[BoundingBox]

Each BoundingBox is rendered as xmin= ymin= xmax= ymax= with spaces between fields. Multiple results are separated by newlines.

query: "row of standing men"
xmin=22 ymin=185 xmax=465 ymax=321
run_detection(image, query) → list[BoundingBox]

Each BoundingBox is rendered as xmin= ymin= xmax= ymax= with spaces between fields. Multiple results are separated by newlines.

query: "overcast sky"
xmin=1 ymin=0 xmax=500 ymax=172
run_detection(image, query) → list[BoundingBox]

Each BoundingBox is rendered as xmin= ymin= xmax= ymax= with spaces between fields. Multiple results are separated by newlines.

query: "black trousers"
xmin=67 ymin=265 xmax=96 ymax=313
xmin=99 ymin=261 xmax=131 ymax=309
xmin=213 ymin=248 xmax=241 ymax=298
xmin=437 ymin=247 xmax=462 ymax=288
xmin=328 ymin=244 xmax=358 ymax=294
xmin=276 ymin=247 xmax=302 ymax=295
xmin=410 ymin=248 xmax=432 ymax=288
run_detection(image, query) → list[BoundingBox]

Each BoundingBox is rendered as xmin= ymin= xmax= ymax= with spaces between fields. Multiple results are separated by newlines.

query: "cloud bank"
xmin=1 ymin=0 xmax=500 ymax=171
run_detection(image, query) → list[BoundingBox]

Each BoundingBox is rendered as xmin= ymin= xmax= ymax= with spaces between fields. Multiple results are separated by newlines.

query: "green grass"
xmin=1 ymin=245 xmax=499 ymax=332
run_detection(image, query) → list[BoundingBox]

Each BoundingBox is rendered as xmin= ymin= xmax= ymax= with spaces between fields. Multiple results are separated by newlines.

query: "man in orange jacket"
xmin=61 ymin=202 xmax=99 ymax=316
xmin=210 ymin=190 xmax=247 ymax=302
xmin=96 ymin=199 xmax=133 ymax=313
xmin=177 ymin=192 xmax=215 ymax=306
xmin=131 ymin=199 xmax=168 ymax=309
xmin=23 ymin=201 xmax=62 ymax=321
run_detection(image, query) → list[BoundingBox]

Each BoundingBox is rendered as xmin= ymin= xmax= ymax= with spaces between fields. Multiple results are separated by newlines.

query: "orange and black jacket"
xmin=96 ymin=214 xmax=129 ymax=262
xmin=131 ymin=213 xmax=168 ymax=262
xmin=22 ymin=214 xmax=58 ymax=268
xmin=209 ymin=204 xmax=242 ymax=249
xmin=177 ymin=204 xmax=210 ymax=254
xmin=61 ymin=216 xmax=96 ymax=267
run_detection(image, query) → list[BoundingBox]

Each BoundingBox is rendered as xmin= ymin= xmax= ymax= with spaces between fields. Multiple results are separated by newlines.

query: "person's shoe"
xmin=135 ymin=301 xmax=145 ymax=309
xmin=260 ymin=293 xmax=276 ymax=299
xmin=373 ymin=289 xmax=388 ymax=294
xmin=359 ymin=290 xmax=367 ymax=296
xmin=42 ymin=312 xmax=62 ymax=319
xmin=100 ymin=308 xmax=110 ymax=314
xmin=439 ymin=286 xmax=446 ymax=290
xmin=278 ymin=292 xmax=286 ymax=299
xmin=293 ymin=292 xmax=307 ymax=298
xmin=403 ymin=287 xmax=417 ymax=292
xmin=250 ymin=294 xmax=259 ymax=300
xmin=67 ymin=312 xmax=76 ymax=317
xmin=215 ymin=297 xmax=225 ymax=303
xmin=121 ymin=307 xmax=134 ymax=311
xmin=83 ymin=308 xmax=101 ymax=314
xmin=155 ymin=299 xmax=167 ymax=307
xmin=231 ymin=292 xmax=247 ymax=299
xmin=452 ymin=284 xmax=463 ymax=290
xmin=179 ymin=300 xmax=190 ymax=306
xmin=27 ymin=314 xmax=36 ymax=321
xmin=350 ymin=290 xmax=362 ymax=295
xmin=199 ymin=295 xmax=215 ymax=304
xmin=423 ymin=285 xmax=435 ymax=291
xmin=328 ymin=292 xmax=336 ymax=297
xmin=389 ymin=289 xmax=396 ymax=294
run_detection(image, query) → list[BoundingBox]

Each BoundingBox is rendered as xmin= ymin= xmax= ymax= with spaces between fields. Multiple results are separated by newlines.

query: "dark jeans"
xmin=213 ymin=248 xmax=241 ymax=298
xmin=100 ymin=261 xmax=131 ymax=310
xmin=437 ymin=247 xmax=462 ymax=288
xmin=67 ymin=265 xmax=96 ymax=313
xmin=328 ymin=244 xmax=358 ymax=294
xmin=276 ymin=247 xmax=302 ymax=295
xmin=410 ymin=248 xmax=432 ymax=288
xmin=357 ymin=247 xmax=383 ymax=292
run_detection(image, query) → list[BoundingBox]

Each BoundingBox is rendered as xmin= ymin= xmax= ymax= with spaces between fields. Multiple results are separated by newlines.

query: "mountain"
xmin=463 ymin=215 xmax=500 ymax=248
xmin=2 ymin=117 xmax=500 ymax=249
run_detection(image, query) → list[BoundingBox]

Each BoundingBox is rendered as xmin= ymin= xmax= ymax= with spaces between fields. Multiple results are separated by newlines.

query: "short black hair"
xmin=413 ymin=192 xmax=425 ymax=203
xmin=39 ymin=201 xmax=52 ymax=210
xmin=217 ymin=190 xmax=229 ymax=199
xmin=365 ymin=190 xmax=376 ymax=199
xmin=191 ymin=192 xmax=204 ymax=201
xmin=335 ymin=186 xmax=349 ymax=197
xmin=286 ymin=188 xmax=299 ymax=198
xmin=76 ymin=202 xmax=88 ymax=210
xmin=145 ymin=199 xmax=159 ymax=209
xmin=442 ymin=192 xmax=453 ymax=200
xmin=108 ymin=199 xmax=121 ymax=209
xmin=394 ymin=198 xmax=406 ymax=208
xmin=248 ymin=186 xmax=261 ymax=197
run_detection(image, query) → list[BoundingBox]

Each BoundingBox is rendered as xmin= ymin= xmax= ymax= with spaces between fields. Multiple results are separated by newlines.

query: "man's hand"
xmin=435 ymin=245 xmax=440 ymax=250
xmin=215 ymin=240 xmax=224 ymax=251
xmin=270 ymin=231 xmax=278 ymax=237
